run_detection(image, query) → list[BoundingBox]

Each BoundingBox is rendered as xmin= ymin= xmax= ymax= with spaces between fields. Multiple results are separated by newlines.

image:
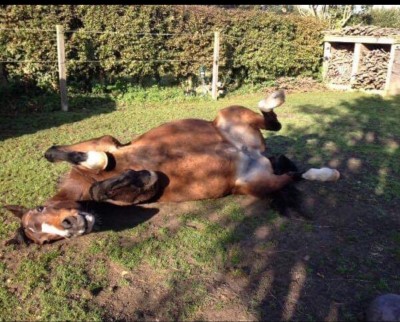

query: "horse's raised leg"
xmin=44 ymin=135 xmax=124 ymax=171
xmin=267 ymin=154 xmax=299 ymax=175
xmin=214 ymin=90 xmax=285 ymax=153
xmin=89 ymin=169 xmax=159 ymax=206
xmin=234 ymin=153 xmax=340 ymax=198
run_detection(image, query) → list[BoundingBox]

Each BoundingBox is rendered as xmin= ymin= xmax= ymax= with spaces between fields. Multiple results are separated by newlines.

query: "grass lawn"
xmin=0 ymin=90 xmax=399 ymax=321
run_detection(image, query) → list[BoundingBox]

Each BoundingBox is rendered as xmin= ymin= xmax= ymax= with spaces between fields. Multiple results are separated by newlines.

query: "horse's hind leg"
xmin=265 ymin=154 xmax=309 ymax=217
xmin=89 ymin=169 xmax=159 ymax=206
xmin=268 ymin=154 xmax=299 ymax=175
xmin=235 ymin=154 xmax=340 ymax=198
xmin=44 ymin=135 xmax=124 ymax=171
xmin=236 ymin=152 xmax=340 ymax=219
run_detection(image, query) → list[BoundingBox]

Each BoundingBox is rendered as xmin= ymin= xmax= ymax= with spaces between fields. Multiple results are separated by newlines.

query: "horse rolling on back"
xmin=4 ymin=90 xmax=340 ymax=245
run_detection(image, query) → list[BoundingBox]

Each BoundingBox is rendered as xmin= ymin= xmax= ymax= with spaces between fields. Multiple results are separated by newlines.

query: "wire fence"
xmin=0 ymin=26 xmax=224 ymax=108
xmin=0 ymin=27 xmax=217 ymax=65
xmin=0 ymin=27 xmax=319 ymax=63
xmin=0 ymin=59 xmax=214 ymax=64
xmin=0 ymin=26 xmax=322 ymax=110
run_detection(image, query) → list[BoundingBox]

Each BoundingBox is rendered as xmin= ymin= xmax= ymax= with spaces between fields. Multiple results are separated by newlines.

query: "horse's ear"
xmin=3 ymin=205 xmax=28 ymax=219
xmin=4 ymin=226 xmax=29 ymax=247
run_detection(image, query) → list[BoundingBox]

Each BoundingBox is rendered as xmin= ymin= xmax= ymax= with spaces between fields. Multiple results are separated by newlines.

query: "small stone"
xmin=108 ymin=285 xmax=118 ymax=292
xmin=303 ymin=255 xmax=310 ymax=261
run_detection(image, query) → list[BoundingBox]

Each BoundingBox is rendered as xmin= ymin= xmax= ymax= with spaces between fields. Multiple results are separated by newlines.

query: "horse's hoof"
xmin=44 ymin=146 xmax=59 ymax=162
xmin=302 ymin=168 xmax=340 ymax=182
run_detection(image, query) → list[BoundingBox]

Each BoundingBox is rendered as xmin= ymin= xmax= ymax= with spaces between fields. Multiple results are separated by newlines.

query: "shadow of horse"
xmin=76 ymin=201 xmax=160 ymax=234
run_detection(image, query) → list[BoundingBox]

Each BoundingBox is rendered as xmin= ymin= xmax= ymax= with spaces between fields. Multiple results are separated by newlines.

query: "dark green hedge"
xmin=352 ymin=8 xmax=400 ymax=28
xmin=0 ymin=5 xmax=327 ymax=92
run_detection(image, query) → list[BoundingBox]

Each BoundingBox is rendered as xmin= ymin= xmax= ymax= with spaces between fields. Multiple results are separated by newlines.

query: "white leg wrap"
xmin=80 ymin=151 xmax=108 ymax=170
xmin=302 ymin=167 xmax=340 ymax=182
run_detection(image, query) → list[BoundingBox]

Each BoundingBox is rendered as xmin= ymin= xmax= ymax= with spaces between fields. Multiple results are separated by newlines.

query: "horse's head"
xmin=4 ymin=202 xmax=96 ymax=245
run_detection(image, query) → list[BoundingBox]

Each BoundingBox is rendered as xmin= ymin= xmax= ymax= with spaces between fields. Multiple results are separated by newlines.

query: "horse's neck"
xmin=46 ymin=168 xmax=94 ymax=205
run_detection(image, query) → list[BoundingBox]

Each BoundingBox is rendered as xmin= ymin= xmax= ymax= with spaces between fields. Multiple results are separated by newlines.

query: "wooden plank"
xmin=324 ymin=35 xmax=395 ymax=45
xmin=388 ymin=47 xmax=400 ymax=95
xmin=394 ymin=48 xmax=400 ymax=65
xmin=350 ymin=43 xmax=361 ymax=85
xmin=388 ymin=74 xmax=400 ymax=95
xmin=56 ymin=25 xmax=68 ymax=112
xmin=322 ymin=41 xmax=331 ymax=81
xmin=327 ymin=83 xmax=351 ymax=91
xmin=211 ymin=31 xmax=220 ymax=100
xmin=392 ymin=62 xmax=400 ymax=72
xmin=384 ymin=44 xmax=396 ymax=93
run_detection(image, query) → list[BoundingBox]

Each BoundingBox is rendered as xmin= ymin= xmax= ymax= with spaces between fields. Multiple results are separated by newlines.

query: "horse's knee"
xmin=95 ymin=135 xmax=123 ymax=151
xmin=89 ymin=169 xmax=159 ymax=204
xmin=89 ymin=182 xmax=105 ymax=201
xmin=89 ymin=171 xmax=129 ymax=201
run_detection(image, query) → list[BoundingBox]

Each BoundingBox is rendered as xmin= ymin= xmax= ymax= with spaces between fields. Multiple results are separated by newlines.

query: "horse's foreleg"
xmin=44 ymin=135 xmax=123 ymax=171
xmin=89 ymin=169 xmax=159 ymax=206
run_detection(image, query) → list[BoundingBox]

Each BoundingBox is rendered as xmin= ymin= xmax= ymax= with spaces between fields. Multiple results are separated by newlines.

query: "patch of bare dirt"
xmin=2 ymin=173 xmax=399 ymax=321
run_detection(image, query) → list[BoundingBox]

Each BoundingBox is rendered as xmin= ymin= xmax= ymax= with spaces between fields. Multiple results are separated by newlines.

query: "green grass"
xmin=97 ymin=213 xmax=237 ymax=275
xmin=0 ymin=89 xmax=400 ymax=320
xmin=10 ymin=248 xmax=105 ymax=321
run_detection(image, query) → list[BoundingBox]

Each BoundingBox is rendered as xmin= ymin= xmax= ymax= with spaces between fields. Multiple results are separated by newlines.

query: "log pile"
xmin=326 ymin=48 xmax=353 ymax=85
xmin=326 ymin=25 xmax=400 ymax=37
xmin=352 ymin=49 xmax=390 ymax=90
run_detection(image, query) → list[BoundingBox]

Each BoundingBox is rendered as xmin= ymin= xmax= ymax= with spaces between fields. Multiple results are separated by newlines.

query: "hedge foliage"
xmin=353 ymin=8 xmax=400 ymax=29
xmin=0 ymin=5 xmax=327 ymax=92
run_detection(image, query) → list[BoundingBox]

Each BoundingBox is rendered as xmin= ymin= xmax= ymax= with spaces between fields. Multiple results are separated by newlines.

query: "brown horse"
xmin=4 ymin=90 xmax=340 ymax=245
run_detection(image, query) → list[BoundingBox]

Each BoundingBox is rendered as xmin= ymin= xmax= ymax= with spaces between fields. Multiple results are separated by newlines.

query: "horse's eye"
xmin=36 ymin=206 xmax=44 ymax=212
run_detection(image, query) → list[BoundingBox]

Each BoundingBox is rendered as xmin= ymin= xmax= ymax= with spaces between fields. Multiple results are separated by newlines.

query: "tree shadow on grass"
xmin=2 ymin=92 xmax=400 ymax=321
xmin=122 ymin=93 xmax=400 ymax=321
xmin=0 ymin=93 xmax=116 ymax=142
xmin=238 ymin=93 xmax=400 ymax=321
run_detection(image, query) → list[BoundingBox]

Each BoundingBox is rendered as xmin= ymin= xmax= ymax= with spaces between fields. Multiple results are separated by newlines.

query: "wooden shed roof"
xmin=324 ymin=26 xmax=400 ymax=44
xmin=325 ymin=25 xmax=400 ymax=38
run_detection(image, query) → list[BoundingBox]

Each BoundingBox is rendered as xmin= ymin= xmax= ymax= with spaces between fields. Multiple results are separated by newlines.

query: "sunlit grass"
xmin=0 ymin=89 xmax=399 ymax=320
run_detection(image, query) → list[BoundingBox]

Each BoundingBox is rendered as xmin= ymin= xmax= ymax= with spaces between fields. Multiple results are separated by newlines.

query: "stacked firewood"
xmin=352 ymin=49 xmax=390 ymax=90
xmin=326 ymin=48 xmax=353 ymax=85
xmin=326 ymin=25 xmax=400 ymax=37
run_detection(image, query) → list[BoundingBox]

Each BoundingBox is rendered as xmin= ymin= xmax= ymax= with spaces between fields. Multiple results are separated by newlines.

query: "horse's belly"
xmin=113 ymin=119 xmax=241 ymax=202
xmin=234 ymin=149 xmax=274 ymax=186
xmin=157 ymin=148 xmax=236 ymax=202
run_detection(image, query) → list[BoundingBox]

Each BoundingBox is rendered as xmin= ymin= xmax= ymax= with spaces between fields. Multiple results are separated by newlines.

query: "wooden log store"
xmin=323 ymin=26 xmax=400 ymax=96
